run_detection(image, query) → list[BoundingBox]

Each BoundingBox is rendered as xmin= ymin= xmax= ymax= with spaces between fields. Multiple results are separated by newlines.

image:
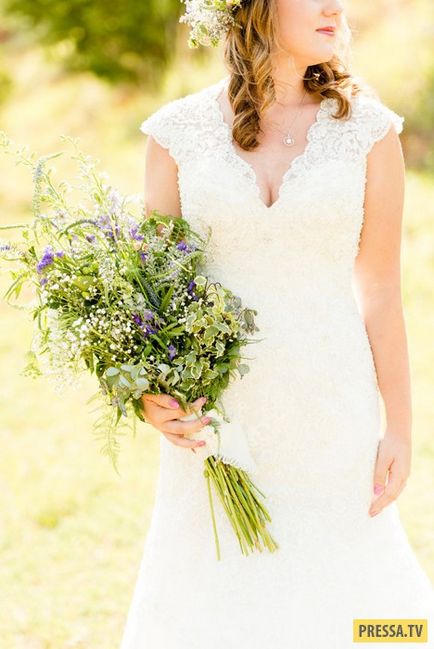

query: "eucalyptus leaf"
xmin=119 ymin=375 xmax=131 ymax=388
xmin=193 ymin=274 xmax=206 ymax=286
xmin=237 ymin=363 xmax=250 ymax=376
xmin=135 ymin=377 xmax=149 ymax=390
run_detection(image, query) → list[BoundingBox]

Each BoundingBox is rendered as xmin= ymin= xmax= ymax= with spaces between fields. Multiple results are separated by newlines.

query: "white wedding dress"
xmin=120 ymin=75 xmax=434 ymax=648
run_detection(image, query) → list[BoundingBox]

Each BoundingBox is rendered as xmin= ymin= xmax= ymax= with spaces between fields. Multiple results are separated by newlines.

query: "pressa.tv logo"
xmin=353 ymin=619 xmax=428 ymax=643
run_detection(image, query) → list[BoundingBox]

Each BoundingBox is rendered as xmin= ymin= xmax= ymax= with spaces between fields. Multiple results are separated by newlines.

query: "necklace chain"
xmin=221 ymin=80 xmax=309 ymax=148
xmin=266 ymin=89 xmax=308 ymax=147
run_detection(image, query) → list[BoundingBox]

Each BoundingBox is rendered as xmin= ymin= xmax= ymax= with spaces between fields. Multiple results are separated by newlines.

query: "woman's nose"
xmin=325 ymin=0 xmax=344 ymax=16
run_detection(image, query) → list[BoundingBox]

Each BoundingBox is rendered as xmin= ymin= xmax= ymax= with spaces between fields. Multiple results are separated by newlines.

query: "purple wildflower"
xmin=129 ymin=224 xmax=145 ymax=241
xmin=143 ymin=309 xmax=155 ymax=321
xmin=187 ymin=279 xmax=199 ymax=301
xmin=167 ymin=344 xmax=177 ymax=360
xmin=37 ymin=246 xmax=54 ymax=273
xmin=144 ymin=324 xmax=157 ymax=335
xmin=36 ymin=246 xmax=65 ymax=273
xmin=86 ymin=234 xmax=96 ymax=243
xmin=96 ymin=213 xmax=120 ymax=241
xmin=139 ymin=251 xmax=148 ymax=263
xmin=132 ymin=310 xmax=161 ymax=337
xmin=176 ymin=240 xmax=189 ymax=252
xmin=132 ymin=313 xmax=144 ymax=327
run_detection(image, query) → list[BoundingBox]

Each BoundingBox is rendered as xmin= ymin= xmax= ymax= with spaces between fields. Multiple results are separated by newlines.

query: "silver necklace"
xmin=267 ymin=89 xmax=308 ymax=147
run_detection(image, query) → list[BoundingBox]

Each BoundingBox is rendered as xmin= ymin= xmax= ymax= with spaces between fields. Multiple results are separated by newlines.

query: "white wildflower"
xmin=179 ymin=0 xmax=245 ymax=48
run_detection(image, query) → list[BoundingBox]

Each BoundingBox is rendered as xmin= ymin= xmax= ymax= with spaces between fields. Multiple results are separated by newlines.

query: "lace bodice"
xmin=139 ymin=75 xmax=404 ymax=218
xmin=139 ymin=75 xmax=404 ymax=312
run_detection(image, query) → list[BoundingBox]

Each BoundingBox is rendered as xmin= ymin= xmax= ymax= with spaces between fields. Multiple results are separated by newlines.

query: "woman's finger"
xmin=184 ymin=396 xmax=208 ymax=415
xmin=144 ymin=395 xmax=207 ymax=425
xmin=161 ymin=396 xmax=208 ymax=422
xmin=143 ymin=393 xmax=180 ymax=410
xmin=369 ymin=472 xmax=405 ymax=516
xmin=160 ymin=415 xmax=211 ymax=436
xmin=162 ymin=431 xmax=206 ymax=449
xmin=371 ymin=446 xmax=390 ymax=499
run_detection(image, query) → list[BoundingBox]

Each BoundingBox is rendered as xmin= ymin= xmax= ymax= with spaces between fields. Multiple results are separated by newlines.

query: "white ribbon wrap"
xmin=181 ymin=407 xmax=257 ymax=474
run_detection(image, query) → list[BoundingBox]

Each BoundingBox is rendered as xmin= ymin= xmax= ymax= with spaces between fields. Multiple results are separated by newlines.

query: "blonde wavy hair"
xmin=222 ymin=0 xmax=367 ymax=151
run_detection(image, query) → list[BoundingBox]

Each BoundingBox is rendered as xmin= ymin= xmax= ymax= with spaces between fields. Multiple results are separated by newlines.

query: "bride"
xmin=120 ymin=1 xmax=434 ymax=647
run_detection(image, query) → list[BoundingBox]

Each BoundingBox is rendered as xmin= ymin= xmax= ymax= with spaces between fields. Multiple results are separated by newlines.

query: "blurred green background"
xmin=0 ymin=0 xmax=433 ymax=646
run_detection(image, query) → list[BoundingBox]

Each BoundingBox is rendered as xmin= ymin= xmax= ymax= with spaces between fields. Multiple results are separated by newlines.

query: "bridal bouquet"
xmin=0 ymin=132 xmax=278 ymax=560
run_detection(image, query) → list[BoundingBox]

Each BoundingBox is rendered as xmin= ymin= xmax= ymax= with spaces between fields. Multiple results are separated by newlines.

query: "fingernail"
xmin=170 ymin=399 xmax=179 ymax=408
xmin=201 ymin=416 xmax=211 ymax=424
xmin=374 ymin=484 xmax=384 ymax=495
xmin=370 ymin=509 xmax=379 ymax=517
xmin=197 ymin=440 xmax=206 ymax=446
xmin=200 ymin=396 xmax=208 ymax=405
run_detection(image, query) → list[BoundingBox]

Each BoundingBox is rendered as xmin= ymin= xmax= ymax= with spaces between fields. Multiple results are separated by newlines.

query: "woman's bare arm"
xmin=353 ymin=123 xmax=411 ymax=516
xmin=140 ymin=133 xmax=209 ymax=448
xmin=143 ymin=135 xmax=182 ymax=218
xmin=354 ymin=124 xmax=409 ymax=439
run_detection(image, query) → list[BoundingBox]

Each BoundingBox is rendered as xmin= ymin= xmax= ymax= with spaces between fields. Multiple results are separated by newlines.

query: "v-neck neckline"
xmin=208 ymin=75 xmax=333 ymax=212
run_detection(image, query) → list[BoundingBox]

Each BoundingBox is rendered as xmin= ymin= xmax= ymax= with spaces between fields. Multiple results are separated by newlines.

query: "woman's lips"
xmin=316 ymin=28 xmax=335 ymax=37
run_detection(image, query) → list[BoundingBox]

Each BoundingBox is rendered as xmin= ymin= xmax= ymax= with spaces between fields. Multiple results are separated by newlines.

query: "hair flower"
xmin=179 ymin=0 xmax=245 ymax=48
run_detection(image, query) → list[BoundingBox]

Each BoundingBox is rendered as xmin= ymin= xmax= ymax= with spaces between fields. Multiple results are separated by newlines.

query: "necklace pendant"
xmin=283 ymin=133 xmax=295 ymax=147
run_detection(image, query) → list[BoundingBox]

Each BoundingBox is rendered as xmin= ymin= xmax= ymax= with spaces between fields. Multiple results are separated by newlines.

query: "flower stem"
xmin=204 ymin=465 xmax=221 ymax=561
xmin=204 ymin=456 xmax=279 ymax=558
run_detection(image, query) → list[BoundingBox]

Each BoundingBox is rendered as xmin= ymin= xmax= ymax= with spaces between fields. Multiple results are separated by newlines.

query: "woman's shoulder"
xmin=321 ymin=87 xmax=404 ymax=159
xmin=139 ymin=79 xmax=221 ymax=137
xmin=138 ymin=78 xmax=223 ymax=157
xmin=349 ymin=90 xmax=405 ymax=137
xmin=325 ymin=88 xmax=406 ymax=157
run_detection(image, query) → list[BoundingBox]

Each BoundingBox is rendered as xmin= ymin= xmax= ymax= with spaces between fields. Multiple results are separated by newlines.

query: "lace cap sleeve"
xmin=139 ymin=98 xmax=183 ymax=161
xmin=139 ymin=93 xmax=201 ymax=166
xmin=354 ymin=94 xmax=405 ymax=155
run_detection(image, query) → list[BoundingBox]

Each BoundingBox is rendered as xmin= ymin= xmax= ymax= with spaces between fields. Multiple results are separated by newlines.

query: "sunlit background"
xmin=0 ymin=0 xmax=433 ymax=646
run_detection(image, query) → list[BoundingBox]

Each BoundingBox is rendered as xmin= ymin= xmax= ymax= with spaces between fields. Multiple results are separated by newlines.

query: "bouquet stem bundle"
xmin=205 ymin=458 xmax=277 ymax=559
xmin=0 ymin=132 xmax=278 ymax=560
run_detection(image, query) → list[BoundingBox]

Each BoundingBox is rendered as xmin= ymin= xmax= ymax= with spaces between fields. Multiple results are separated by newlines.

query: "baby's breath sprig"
xmin=179 ymin=0 xmax=245 ymax=48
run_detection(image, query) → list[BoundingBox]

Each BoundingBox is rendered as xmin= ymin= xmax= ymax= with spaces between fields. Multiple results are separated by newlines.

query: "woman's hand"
xmin=369 ymin=431 xmax=412 ymax=517
xmin=141 ymin=393 xmax=211 ymax=451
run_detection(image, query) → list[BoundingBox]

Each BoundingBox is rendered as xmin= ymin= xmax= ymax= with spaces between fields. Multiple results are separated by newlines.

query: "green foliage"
xmin=0 ymin=133 xmax=262 ymax=473
xmin=3 ymin=0 xmax=183 ymax=84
